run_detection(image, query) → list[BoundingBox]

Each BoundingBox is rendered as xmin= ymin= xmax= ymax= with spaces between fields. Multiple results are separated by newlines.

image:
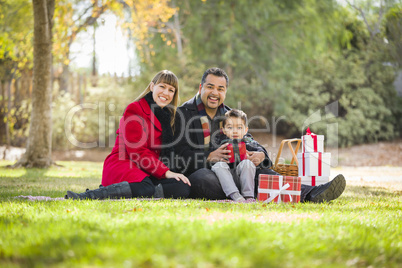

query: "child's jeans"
xmin=211 ymin=159 xmax=256 ymax=198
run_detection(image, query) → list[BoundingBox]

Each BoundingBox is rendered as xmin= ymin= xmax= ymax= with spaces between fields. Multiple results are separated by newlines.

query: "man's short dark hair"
xmin=201 ymin=67 xmax=229 ymax=88
xmin=223 ymin=109 xmax=248 ymax=127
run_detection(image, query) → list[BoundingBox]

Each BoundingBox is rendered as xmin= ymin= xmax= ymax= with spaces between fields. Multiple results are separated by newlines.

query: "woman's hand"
xmin=165 ymin=170 xmax=191 ymax=186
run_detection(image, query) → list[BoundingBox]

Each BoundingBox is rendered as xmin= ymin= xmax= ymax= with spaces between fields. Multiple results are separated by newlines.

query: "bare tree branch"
xmin=346 ymin=0 xmax=374 ymax=37
xmin=68 ymin=4 xmax=108 ymax=47
xmin=346 ymin=0 xmax=385 ymax=39
xmin=373 ymin=0 xmax=384 ymax=35
xmin=74 ymin=5 xmax=93 ymax=24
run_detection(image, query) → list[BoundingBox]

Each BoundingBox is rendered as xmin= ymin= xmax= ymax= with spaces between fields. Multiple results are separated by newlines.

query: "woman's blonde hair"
xmin=135 ymin=70 xmax=180 ymax=130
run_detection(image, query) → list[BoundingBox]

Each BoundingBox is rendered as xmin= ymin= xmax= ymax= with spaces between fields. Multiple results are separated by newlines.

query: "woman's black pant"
xmin=129 ymin=177 xmax=190 ymax=199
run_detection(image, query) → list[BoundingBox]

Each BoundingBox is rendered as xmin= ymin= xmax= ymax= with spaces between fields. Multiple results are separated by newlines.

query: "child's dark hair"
xmin=223 ymin=109 xmax=248 ymax=127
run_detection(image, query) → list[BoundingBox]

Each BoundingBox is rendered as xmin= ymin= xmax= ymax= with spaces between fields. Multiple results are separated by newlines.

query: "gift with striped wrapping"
xmin=258 ymin=174 xmax=301 ymax=203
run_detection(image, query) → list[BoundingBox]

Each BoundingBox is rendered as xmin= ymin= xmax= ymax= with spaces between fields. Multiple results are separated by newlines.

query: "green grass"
xmin=0 ymin=161 xmax=401 ymax=267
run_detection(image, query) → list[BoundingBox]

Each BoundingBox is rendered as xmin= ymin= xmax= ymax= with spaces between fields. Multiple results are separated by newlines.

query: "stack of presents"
xmin=258 ymin=128 xmax=331 ymax=203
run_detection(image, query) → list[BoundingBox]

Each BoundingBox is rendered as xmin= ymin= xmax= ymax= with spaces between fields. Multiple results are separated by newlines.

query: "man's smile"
xmin=208 ymin=96 xmax=219 ymax=102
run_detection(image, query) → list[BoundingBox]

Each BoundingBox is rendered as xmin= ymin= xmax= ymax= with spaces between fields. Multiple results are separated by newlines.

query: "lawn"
xmin=0 ymin=161 xmax=401 ymax=267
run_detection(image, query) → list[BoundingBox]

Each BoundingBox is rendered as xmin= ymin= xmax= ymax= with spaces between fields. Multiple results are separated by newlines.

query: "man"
xmin=174 ymin=67 xmax=346 ymax=202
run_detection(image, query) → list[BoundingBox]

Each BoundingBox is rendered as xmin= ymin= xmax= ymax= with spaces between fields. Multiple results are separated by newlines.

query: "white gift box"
xmin=302 ymin=134 xmax=324 ymax=153
xmin=297 ymin=152 xmax=331 ymax=177
xmin=301 ymin=176 xmax=329 ymax=186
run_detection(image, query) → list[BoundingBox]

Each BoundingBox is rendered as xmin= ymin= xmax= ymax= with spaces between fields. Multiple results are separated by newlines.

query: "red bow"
xmin=304 ymin=127 xmax=318 ymax=152
xmin=306 ymin=127 xmax=316 ymax=137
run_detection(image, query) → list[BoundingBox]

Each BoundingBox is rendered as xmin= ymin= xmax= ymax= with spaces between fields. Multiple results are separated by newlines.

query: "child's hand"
xmin=247 ymin=151 xmax=265 ymax=166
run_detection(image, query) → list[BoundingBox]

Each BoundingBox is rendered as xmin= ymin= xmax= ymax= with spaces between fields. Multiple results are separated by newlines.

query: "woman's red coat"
xmin=102 ymin=98 xmax=169 ymax=186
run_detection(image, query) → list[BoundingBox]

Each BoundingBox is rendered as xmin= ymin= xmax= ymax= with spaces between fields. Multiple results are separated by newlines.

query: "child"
xmin=211 ymin=109 xmax=266 ymax=202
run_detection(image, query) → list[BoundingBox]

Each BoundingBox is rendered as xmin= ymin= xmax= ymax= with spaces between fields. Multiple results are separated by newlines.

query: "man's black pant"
xmin=188 ymin=168 xmax=314 ymax=202
xmin=129 ymin=177 xmax=190 ymax=199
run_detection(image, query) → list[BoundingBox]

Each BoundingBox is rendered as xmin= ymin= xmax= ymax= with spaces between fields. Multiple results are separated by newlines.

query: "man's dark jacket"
xmin=173 ymin=96 xmax=273 ymax=176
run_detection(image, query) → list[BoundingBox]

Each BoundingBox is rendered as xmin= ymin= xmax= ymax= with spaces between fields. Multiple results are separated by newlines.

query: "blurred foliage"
xmin=384 ymin=4 xmax=402 ymax=66
xmin=0 ymin=0 xmax=33 ymax=79
xmin=1 ymin=0 xmax=401 ymax=150
xmin=51 ymin=75 xmax=139 ymax=150
xmin=282 ymin=5 xmax=401 ymax=146
xmin=139 ymin=0 xmax=401 ymax=147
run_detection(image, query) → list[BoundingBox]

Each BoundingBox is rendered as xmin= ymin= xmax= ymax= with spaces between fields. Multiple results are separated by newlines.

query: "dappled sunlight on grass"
xmin=43 ymin=161 xmax=103 ymax=179
xmin=342 ymin=181 xmax=402 ymax=205
xmin=0 ymin=161 xmax=103 ymax=179
xmin=1 ymin=161 xmax=401 ymax=267
xmin=0 ymin=161 xmax=103 ymax=199
xmin=194 ymin=211 xmax=322 ymax=224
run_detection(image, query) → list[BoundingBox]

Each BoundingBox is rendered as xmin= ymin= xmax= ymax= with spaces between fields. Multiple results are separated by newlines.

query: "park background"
xmin=1 ymin=0 xmax=402 ymax=267
xmin=1 ymin=0 xmax=402 ymax=160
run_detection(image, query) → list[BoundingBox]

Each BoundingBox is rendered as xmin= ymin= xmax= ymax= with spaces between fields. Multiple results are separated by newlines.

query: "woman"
xmin=66 ymin=70 xmax=191 ymax=200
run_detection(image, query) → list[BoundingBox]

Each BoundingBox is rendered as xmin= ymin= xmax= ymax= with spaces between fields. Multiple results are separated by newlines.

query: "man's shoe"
xmin=308 ymin=174 xmax=346 ymax=203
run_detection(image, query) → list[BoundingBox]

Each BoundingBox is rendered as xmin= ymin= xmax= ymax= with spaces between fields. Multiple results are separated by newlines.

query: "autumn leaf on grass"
xmin=124 ymin=207 xmax=143 ymax=213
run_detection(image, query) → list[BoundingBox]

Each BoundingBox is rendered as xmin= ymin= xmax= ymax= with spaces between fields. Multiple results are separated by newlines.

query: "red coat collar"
xmin=138 ymin=97 xmax=162 ymax=131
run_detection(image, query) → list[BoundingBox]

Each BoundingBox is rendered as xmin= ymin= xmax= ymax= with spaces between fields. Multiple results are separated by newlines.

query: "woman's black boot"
xmin=65 ymin=181 xmax=132 ymax=200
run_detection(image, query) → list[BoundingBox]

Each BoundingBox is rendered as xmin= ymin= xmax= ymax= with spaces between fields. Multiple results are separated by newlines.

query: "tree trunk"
xmin=14 ymin=77 xmax=20 ymax=108
xmin=0 ymin=81 xmax=5 ymax=145
xmin=91 ymin=24 xmax=98 ymax=87
xmin=59 ymin=62 xmax=70 ymax=93
xmin=78 ymin=74 xmax=84 ymax=103
xmin=5 ymin=77 xmax=12 ymax=148
xmin=171 ymin=0 xmax=183 ymax=59
xmin=13 ymin=0 xmax=55 ymax=168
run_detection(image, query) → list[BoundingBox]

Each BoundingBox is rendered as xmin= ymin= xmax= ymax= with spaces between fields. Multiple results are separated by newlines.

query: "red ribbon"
xmin=318 ymin=153 xmax=322 ymax=176
xmin=305 ymin=127 xmax=318 ymax=152
xmin=302 ymin=152 xmax=322 ymax=182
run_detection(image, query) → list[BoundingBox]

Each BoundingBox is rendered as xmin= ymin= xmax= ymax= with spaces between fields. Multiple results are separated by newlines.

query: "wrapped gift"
xmin=301 ymin=176 xmax=329 ymax=186
xmin=258 ymin=174 xmax=301 ymax=203
xmin=302 ymin=127 xmax=324 ymax=153
xmin=227 ymin=140 xmax=247 ymax=163
xmin=297 ymin=152 xmax=331 ymax=177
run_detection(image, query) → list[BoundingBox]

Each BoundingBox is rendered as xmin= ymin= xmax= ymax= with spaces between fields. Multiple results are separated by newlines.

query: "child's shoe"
xmin=229 ymin=192 xmax=246 ymax=202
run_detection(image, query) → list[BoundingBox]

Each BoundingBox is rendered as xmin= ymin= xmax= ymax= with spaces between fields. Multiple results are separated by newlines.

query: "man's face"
xmin=223 ymin=116 xmax=248 ymax=140
xmin=199 ymin=74 xmax=227 ymax=113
